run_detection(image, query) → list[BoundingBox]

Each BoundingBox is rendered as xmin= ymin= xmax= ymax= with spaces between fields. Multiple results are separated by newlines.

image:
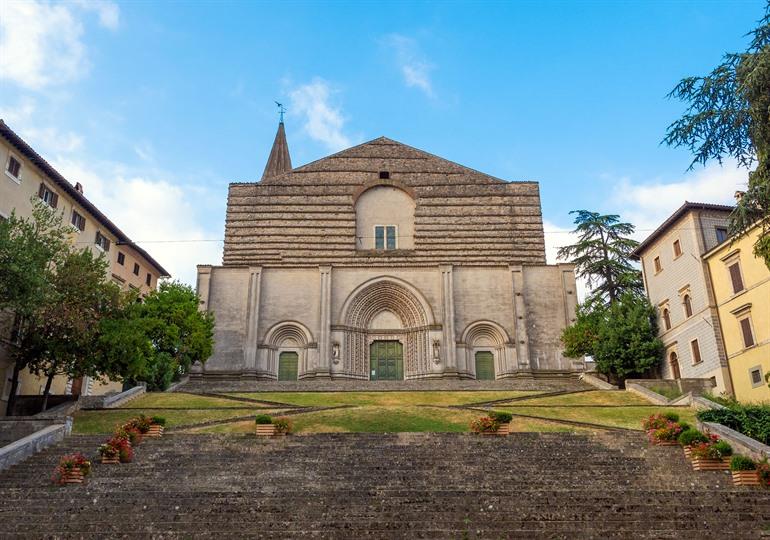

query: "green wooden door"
xmin=475 ymin=351 xmax=495 ymax=380
xmin=369 ymin=341 xmax=403 ymax=381
xmin=278 ymin=351 xmax=299 ymax=381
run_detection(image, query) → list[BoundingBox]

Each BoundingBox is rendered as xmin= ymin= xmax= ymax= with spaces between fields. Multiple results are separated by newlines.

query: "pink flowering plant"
xmin=51 ymin=453 xmax=91 ymax=485
xmin=470 ymin=416 xmax=501 ymax=434
xmin=690 ymin=436 xmax=733 ymax=460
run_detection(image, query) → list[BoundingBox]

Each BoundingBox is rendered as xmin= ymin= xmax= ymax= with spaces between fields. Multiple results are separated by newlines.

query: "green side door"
xmin=475 ymin=351 xmax=495 ymax=380
xmin=370 ymin=341 xmax=403 ymax=381
xmin=278 ymin=351 xmax=299 ymax=381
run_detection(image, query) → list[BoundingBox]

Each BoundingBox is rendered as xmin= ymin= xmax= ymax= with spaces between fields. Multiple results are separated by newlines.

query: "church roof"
xmin=261 ymin=122 xmax=292 ymax=180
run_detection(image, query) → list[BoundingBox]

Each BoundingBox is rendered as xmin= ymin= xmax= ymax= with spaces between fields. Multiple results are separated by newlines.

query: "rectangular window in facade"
xmin=690 ymin=339 xmax=702 ymax=364
xmin=715 ymin=227 xmax=728 ymax=243
xmin=374 ymin=225 xmax=397 ymax=250
xmin=146 ymin=273 xmax=152 ymax=286
xmin=6 ymin=155 xmax=21 ymax=180
xmin=673 ymin=239 xmax=682 ymax=258
xmin=70 ymin=210 xmax=86 ymax=231
xmin=133 ymin=263 xmax=140 ymax=275
xmin=653 ymin=256 xmax=662 ymax=273
xmin=728 ymin=262 xmax=744 ymax=294
xmin=38 ymin=183 xmax=58 ymax=208
xmin=95 ymin=231 xmax=110 ymax=251
xmin=750 ymin=367 xmax=763 ymax=387
xmin=739 ymin=317 xmax=755 ymax=348
xmin=117 ymin=252 xmax=125 ymax=265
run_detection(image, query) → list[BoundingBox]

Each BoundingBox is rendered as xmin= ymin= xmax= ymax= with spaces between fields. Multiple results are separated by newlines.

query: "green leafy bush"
xmin=691 ymin=438 xmax=732 ymax=460
xmin=150 ymin=415 xmax=166 ymax=426
xmin=254 ymin=414 xmax=272 ymax=425
xmin=489 ymin=411 xmax=513 ymax=424
xmin=663 ymin=412 xmax=680 ymax=422
xmin=730 ymin=455 xmax=756 ymax=471
xmin=678 ymin=429 xmax=709 ymax=447
xmin=677 ymin=421 xmax=691 ymax=433
xmin=697 ymin=403 xmax=770 ymax=445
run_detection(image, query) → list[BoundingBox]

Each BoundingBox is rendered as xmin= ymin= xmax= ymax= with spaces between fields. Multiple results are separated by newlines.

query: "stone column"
xmin=440 ymin=265 xmax=458 ymax=375
xmin=243 ymin=267 xmax=262 ymax=373
xmin=510 ymin=265 xmax=530 ymax=370
xmin=316 ymin=266 xmax=333 ymax=378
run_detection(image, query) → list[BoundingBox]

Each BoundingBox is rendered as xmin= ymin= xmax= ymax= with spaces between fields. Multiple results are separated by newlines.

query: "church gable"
xmin=223 ymin=129 xmax=546 ymax=267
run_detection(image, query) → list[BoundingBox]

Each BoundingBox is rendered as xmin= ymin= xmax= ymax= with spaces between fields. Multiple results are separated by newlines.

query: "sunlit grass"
xmin=125 ymin=392 xmax=269 ymax=409
xmin=504 ymin=390 xmax=651 ymax=407
xmin=496 ymin=405 xmax=697 ymax=430
xmin=228 ymin=391 xmax=540 ymax=407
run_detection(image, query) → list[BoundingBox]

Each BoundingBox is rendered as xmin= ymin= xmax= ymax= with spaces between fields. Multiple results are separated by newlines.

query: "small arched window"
xmin=669 ymin=352 xmax=681 ymax=380
xmin=662 ymin=308 xmax=671 ymax=330
xmin=683 ymin=295 xmax=693 ymax=318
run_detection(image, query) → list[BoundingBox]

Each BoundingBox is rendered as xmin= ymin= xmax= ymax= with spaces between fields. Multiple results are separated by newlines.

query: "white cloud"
xmin=0 ymin=98 xmax=84 ymax=154
xmin=0 ymin=0 xmax=119 ymax=90
xmin=289 ymin=78 xmax=352 ymax=151
xmin=383 ymin=34 xmax=435 ymax=98
xmin=52 ymin=159 xmax=222 ymax=286
xmin=543 ymin=219 xmax=588 ymax=301
xmin=611 ymin=162 xmax=747 ymax=239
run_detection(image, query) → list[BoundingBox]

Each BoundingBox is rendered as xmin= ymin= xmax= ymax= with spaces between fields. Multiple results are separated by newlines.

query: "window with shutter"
xmin=133 ymin=263 xmax=140 ymax=275
xmin=71 ymin=210 xmax=86 ymax=231
xmin=653 ymin=257 xmax=662 ymax=273
xmin=683 ymin=294 xmax=692 ymax=318
xmin=739 ymin=317 xmax=755 ymax=348
xmin=673 ymin=239 xmax=682 ymax=257
xmin=728 ymin=263 xmax=744 ymax=294
xmin=690 ymin=339 xmax=702 ymax=364
xmin=715 ymin=227 xmax=728 ymax=243
xmin=6 ymin=156 xmax=21 ymax=180
xmin=662 ymin=308 xmax=671 ymax=330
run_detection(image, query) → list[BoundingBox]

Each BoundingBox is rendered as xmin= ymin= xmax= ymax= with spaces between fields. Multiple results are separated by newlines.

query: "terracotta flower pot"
xmin=60 ymin=467 xmax=84 ymax=484
xmin=653 ymin=439 xmax=679 ymax=446
xmin=691 ymin=457 xmax=730 ymax=471
xmin=256 ymin=424 xmax=276 ymax=436
xmin=146 ymin=424 xmax=164 ymax=437
xmin=732 ymin=470 xmax=761 ymax=486
xmin=101 ymin=456 xmax=120 ymax=465
xmin=683 ymin=446 xmax=692 ymax=459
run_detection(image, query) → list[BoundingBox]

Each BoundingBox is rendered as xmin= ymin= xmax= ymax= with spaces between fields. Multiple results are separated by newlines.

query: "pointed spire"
xmin=261 ymin=121 xmax=292 ymax=180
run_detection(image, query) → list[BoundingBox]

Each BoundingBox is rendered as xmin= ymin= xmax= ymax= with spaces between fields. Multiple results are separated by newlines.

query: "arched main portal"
xmin=337 ymin=277 xmax=435 ymax=379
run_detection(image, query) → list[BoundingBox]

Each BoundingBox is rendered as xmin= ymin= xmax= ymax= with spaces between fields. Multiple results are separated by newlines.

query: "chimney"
xmin=75 ymin=182 xmax=83 ymax=194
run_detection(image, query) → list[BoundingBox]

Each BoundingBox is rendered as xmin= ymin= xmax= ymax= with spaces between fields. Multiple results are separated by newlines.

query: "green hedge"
xmin=697 ymin=404 xmax=770 ymax=446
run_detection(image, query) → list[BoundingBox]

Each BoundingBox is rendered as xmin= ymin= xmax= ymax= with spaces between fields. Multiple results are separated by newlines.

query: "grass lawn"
xmin=228 ymin=391 xmax=540 ymax=407
xmin=73 ymin=408 xmax=287 ymax=434
xmin=496 ymin=405 xmax=697 ymax=430
xmin=123 ymin=392 xmax=273 ymax=409
xmin=505 ymin=390 xmax=651 ymax=407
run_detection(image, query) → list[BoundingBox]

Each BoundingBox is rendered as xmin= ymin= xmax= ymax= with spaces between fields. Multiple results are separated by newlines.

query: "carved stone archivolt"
xmin=261 ymin=321 xmax=315 ymax=377
xmin=338 ymin=277 xmax=435 ymax=379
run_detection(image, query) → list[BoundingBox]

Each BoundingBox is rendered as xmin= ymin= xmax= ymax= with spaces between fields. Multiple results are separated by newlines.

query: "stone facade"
xmin=633 ymin=202 xmax=734 ymax=395
xmin=196 ymin=125 xmax=578 ymax=381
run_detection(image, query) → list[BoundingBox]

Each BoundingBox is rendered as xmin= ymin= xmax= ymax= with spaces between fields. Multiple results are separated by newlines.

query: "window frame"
xmin=715 ymin=227 xmax=728 ymax=244
xmin=672 ymin=239 xmax=682 ymax=259
xmin=653 ymin=256 xmax=662 ymax=273
xmin=738 ymin=315 xmax=756 ymax=349
xmin=70 ymin=209 xmax=86 ymax=232
xmin=133 ymin=262 xmax=140 ymax=276
xmin=38 ymin=183 xmax=58 ymax=208
xmin=662 ymin=307 xmax=671 ymax=331
xmin=727 ymin=261 xmax=745 ymax=295
xmin=682 ymin=294 xmax=693 ymax=318
xmin=690 ymin=339 xmax=702 ymax=365
xmin=117 ymin=252 xmax=125 ymax=266
xmin=94 ymin=231 xmax=110 ymax=252
xmin=5 ymin=154 xmax=22 ymax=183
xmin=373 ymin=224 xmax=398 ymax=250
xmin=145 ymin=273 xmax=152 ymax=287
xmin=749 ymin=366 xmax=764 ymax=388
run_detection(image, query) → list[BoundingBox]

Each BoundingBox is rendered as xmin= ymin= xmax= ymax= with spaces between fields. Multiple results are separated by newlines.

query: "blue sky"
xmin=0 ymin=0 xmax=765 ymax=284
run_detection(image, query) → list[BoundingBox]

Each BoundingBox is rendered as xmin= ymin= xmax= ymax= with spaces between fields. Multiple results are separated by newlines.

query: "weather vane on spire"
xmin=275 ymin=101 xmax=287 ymax=123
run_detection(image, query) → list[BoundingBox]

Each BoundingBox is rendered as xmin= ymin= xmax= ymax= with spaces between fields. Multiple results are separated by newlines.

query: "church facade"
xmin=195 ymin=123 xmax=579 ymax=381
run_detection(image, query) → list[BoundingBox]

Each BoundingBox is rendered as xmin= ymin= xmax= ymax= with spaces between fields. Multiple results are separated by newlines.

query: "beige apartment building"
xmin=632 ymin=202 xmax=735 ymax=396
xmin=0 ymin=120 xmax=169 ymax=413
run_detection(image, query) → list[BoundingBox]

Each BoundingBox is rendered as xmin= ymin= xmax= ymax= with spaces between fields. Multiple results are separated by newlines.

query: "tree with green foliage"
xmin=557 ymin=210 xmax=644 ymax=305
xmin=664 ymin=4 xmax=770 ymax=268
xmin=134 ymin=281 xmax=214 ymax=390
xmin=0 ymin=201 xmax=69 ymax=414
xmin=24 ymin=248 xmax=125 ymax=410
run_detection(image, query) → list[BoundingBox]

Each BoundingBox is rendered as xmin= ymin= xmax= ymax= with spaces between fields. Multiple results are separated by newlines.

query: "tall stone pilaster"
xmin=510 ymin=265 xmax=530 ymax=369
xmin=316 ymin=266 xmax=333 ymax=378
xmin=244 ymin=267 xmax=262 ymax=373
xmin=440 ymin=265 xmax=458 ymax=374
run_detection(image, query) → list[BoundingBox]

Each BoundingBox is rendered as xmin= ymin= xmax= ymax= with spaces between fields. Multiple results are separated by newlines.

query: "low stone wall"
xmin=79 ymin=384 xmax=145 ymax=409
xmin=626 ymin=378 xmax=716 ymax=397
xmin=625 ymin=382 xmax=670 ymax=405
xmin=0 ymin=419 xmax=71 ymax=471
xmin=697 ymin=420 xmax=770 ymax=462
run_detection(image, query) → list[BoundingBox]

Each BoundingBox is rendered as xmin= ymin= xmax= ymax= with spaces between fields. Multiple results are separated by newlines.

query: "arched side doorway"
xmin=669 ymin=352 xmax=681 ymax=380
xmin=263 ymin=321 xmax=314 ymax=380
xmin=337 ymin=277 xmax=435 ymax=379
xmin=460 ymin=321 xmax=512 ymax=380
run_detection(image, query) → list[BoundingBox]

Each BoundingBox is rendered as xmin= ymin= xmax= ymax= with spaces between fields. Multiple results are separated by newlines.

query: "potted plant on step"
xmin=108 ymin=436 xmax=134 ymax=463
xmin=255 ymin=414 xmax=276 ymax=436
xmin=52 ymin=453 xmax=91 ymax=485
xmin=470 ymin=415 xmax=502 ymax=436
xmin=642 ymin=413 xmax=684 ymax=446
xmin=273 ymin=417 xmax=293 ymax=436
xmin=730 ymin=455 xmax=761 ymax=486
xmin=98 ymin=442 xmax=120 ymax=464
xmin=690 ymin=436 xmax=732 ymax=471
xmin=146 ymin=415 xmax=166 ymax=437
xmin=678 ymin=428 xmax=709 ymax=459
xmin=489 ymin=411 xmax=513 ymax=435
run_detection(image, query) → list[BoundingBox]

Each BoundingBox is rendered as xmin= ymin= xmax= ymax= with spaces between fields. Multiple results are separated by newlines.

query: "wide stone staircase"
xmin=0 ymin=432 xmax=769 ymax=538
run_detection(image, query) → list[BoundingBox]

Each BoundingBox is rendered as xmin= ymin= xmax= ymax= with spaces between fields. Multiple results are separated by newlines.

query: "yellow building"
xmin=704 ymin=222 xmax=770 ymax=403
xmin=0 ymin=120 xmax=170 ymax=413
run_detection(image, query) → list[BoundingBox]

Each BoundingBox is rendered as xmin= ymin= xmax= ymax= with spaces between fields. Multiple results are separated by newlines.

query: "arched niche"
xmin=354 ymin=185 xmax=415 ymax=250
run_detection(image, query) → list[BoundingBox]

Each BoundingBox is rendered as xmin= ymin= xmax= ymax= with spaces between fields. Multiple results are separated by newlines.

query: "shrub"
xmin=730 ymin=455 xmax=756 ymax=471
xmin=98 ymin=443 xmax=119 ymax=458
xmin=255 ymin=414 xmax=273 ymax=425
xmin=130 ymin=415 xmax=152 ymax=434
xmin=642 ymin=413 xmax=680 ymax=431
xmin=691 ymin=438 xmax=733 ymax=460
xmin=51 ymin=453 xmax=91 ymax=485
xmin=697 ymin=404 xmax=770 ymax=445
xmin=150 ymin=415 xmax=166 ymax=426
xmin=648 ymin=421 xmax=684 ymax=443
xmin=678 ymin=429 xmax=709 ymax=447
xmin=677 ymin=421 xmax=691 ymax=432
xmin=108 ymin=436 xmax=133 ymax=463
xmin=470 ymin=416 xmax=500 ymax=433
xmin=663 ymin=412 xmax=680 ymax=423
xmin=489 ymin=411 xmax=513 ymax=424
xmin=272 ymin=417 xmax=292 ymax=434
